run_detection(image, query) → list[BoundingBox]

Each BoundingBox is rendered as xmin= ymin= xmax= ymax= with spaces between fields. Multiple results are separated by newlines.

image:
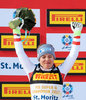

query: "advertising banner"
xmin=0 ymin=82 xmax=86 ymax=100
xmin=0 ymin=33 xmax=40 ymax=50
xmin=47 ymin=33 xmax=86 ymax=51
xmin=2 ymin=83 xmax=31 ymax=98
xmin=0 ymin=57 xmax=86 ymax=75
xmin=62 ymin=82 xmax=86 ymax=100
xmin=54 ymin=59 xmax=86 ymax=75
xmin=0 ymin=57 xmax=38 ymax=75
xmin=47 ymin=9 xmax=86 ymax=26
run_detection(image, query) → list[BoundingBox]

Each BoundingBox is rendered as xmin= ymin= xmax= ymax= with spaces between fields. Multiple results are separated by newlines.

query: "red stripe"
xmin=72 ymin=41 xmax=80 ymax=45
xmin=0 ymin=75 xmax=86 ymax=82
xmin=0 ymin=75 xmax=29 ymax=82
xmin=13 ymin=34 xmax=17 ymax=35
xmin=74 ymin=36 xmax=80 ymax=39
xmin=61 ymin=73 xmax=65 ymax=81
xmin=14 ymin=38 xmax=21 ymax=42
xmin=29 ymin=72 xmax=33 ymax=80
xmin=14 ymin=34 xmax=20 ymax=36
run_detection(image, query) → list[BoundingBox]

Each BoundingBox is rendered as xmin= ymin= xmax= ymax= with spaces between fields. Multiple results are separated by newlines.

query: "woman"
xmin=12 ymin=18 xmax=83 ymax=100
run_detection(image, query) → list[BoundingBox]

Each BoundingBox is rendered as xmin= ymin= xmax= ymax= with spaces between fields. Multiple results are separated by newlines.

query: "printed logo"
xmin=54 ymin=59 xmax=86 ymax=74
xmin=63 ymin=83 xmax=74 ymax=99
xmin=69 ymin=60 xmax=86 ymax=73
xmin=63 ymin=83 xmax=73 ymax=94
xmin=33 ymin=73 xmax=60 ymax=81
xmin=2 ymin=84 xmax=31 ymax=98
xmin=61 ymin=35 xmax=72 ymax=50
xmin=0 ymin=34 xmax=40 ymax=50
xmin=47 ymin=9 xmax=86 ymax=26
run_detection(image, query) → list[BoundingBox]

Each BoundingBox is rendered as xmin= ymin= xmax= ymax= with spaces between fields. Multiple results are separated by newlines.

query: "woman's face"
xmin=39 ymin=54 xmax=54 ymax=69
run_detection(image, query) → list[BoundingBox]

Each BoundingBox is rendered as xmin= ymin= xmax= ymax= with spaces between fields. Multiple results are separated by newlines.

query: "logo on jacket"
xmin=33 ymin=73 xmax=60 ymax=81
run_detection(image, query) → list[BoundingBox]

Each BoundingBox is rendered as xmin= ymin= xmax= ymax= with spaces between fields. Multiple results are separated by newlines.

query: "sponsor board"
xmin=0 ymin=57 xmax=86 ymax=75
xmin=1 ymin=82 xmax=86 ymax=99
xmin=1 ymin=83 xmax=31 ymax=99
xmin=47 ymin=9 xmax=86 ymax=26
xmin=47 ymin=33 xmax=86 ymax=51
xmin=54 ymin=59 xmax=86 ymax=75
xmin=68 ymin=60 xmax=86 ymax=74
xmin=0 ymin=33 xmax=40 ymax=50
xmin=0 ymin=57 xmax=38 ymax=75
xmin=62 ymin=82 xmax=86 ymax=100
xmin=0 ymin=9 xmax=40 ymax=27
xmin=63 ymin=83 xmax=74 ymax=99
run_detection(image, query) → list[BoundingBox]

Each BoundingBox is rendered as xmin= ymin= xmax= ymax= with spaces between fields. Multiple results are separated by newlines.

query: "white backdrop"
xmin=63 ymin=82 xmax=86 ymax=100
xmin=0 ymin=57 xmax=38 ymax=75
xmin=47 ymin=33 xmax=86 ymax=51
